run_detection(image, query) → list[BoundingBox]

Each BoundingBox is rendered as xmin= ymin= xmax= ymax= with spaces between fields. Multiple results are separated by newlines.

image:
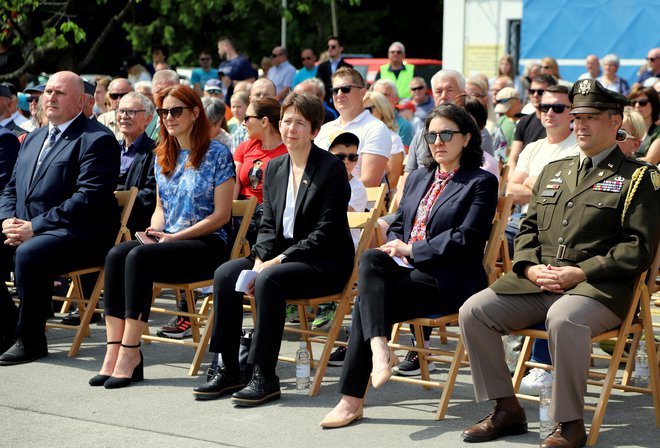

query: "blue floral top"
xmin=155 ymin=140 xmax=235 ymax=243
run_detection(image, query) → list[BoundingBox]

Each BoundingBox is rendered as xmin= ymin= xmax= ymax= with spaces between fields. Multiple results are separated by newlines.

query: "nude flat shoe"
xmin=319 ymin=405 xmax=364 ymax=428
xmin=371 ymin=352 xmax=397 ymax=389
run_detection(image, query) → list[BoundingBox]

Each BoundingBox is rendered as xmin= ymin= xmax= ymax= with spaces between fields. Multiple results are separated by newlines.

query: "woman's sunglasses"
xmin=333 ymin=153 xmax=359 ymax=162
xmin=156 ymin=106 xmax=190 ymax=119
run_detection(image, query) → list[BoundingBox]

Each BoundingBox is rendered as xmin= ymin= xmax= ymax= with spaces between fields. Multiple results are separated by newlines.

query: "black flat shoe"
xmin=89 ymin=341 xmax=120 ymax=387
xmin=104 ymin=343 xmax=144 ymax=389
xmin=231 ymin=365 xmax=281 ymax=407
xmin=0 ymin=339 xmax=48 ymax=366
xmin=193 ymin=368 xmax=244 ymax=400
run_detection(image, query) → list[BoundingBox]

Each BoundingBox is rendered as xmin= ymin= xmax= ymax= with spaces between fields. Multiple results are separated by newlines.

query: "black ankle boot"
xmin=231 ymin=365 xmax=280 ymax=407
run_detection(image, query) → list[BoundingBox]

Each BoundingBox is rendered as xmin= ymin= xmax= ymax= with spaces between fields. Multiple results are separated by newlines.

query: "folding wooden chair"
xmin=511 ymin=247 xmax=660 ymax=446
xmin=387 ymin=194 xmax=514 ymax=419
xmin=46 ymin=187 xmax=138 ymax=357
xmin=364 ymin=184 xmax=387 ymax=247
xmin=142 ymin=197 xmax=257 ymax=376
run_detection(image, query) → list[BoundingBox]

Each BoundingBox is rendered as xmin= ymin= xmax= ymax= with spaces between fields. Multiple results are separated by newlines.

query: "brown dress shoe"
xmin=462 ymin=405 xmax=528 ymax=442
xmin=540 ymin=419 xmax=587 ymax=448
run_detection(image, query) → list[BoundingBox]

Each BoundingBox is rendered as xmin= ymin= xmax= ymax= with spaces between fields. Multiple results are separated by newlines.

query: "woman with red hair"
xmin=90 ymin=84 xmax=235 ymax=389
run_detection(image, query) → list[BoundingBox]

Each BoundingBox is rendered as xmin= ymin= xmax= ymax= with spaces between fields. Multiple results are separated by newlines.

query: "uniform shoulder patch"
xmin=650 ymin=169 xmax=660 ymax=191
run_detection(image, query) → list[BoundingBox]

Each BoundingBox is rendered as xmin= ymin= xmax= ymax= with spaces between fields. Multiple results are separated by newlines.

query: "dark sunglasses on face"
xmin=631 ymin=99 xmax=650 ymax=107
xmin=328 ymin=44 xmax=337 ymax=49
xmin=109 ymin=92 xmax=129 ymax=100
xmin=332 ymin=85 xmax=361 ymax=95
xmin=244 ymin=115 xmax=260 ymax=122
xmin=528 ymin=88 xmax=545 ymax=96
xmin=334 ymin=153 xmax=359 ymax=162
xmin=271 ymin=53 xmax=282 ymax=58
xmin=541 ymin=65 xmax=552 ymax=70
xmin=647 ymin=57 xmax=658 ymax=62
xmin=616 ymin=129 xmax=637 ymax=142
xmin=156 ymin=106 xmax=190 ymax=119
xmin=389 ymin=50 xmax=403 ymax=54
xmin=539 ymin=103 xmax=569 ymax=113
xmin=424 ymin=130 xmax=462 ymax=144
xmin=301 ymin=56 xmax=313 ymax=61
xmin=27 ymin=96 xmax=39 ymax=103
xmin=410 ymin=86 xmax=425 ymax=91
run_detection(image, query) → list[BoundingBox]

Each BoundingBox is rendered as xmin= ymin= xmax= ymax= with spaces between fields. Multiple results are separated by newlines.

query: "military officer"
xmin=458 ymin=79 xmax=660 ymax=448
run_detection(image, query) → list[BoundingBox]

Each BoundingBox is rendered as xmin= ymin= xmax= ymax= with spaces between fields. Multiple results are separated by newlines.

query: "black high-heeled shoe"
xmin=89 ymin=341 xmax=121 ymax=387
xmin=104 ymin=343 xmax=144 ymax=389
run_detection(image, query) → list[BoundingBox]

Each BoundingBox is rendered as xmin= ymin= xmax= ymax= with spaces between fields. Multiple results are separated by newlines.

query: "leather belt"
xmin=541 ymin=245 xmax=591 ymax=262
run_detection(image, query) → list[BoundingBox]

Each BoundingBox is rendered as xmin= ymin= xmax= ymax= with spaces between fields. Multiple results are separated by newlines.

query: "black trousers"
xmin=209 ymin=256 xmax=351 ymax=378
xmin=0 ymin=233 xmax=112 ymax=342
xmin=104 ymin=236 xmax=228 ymax=322
xmin=337 ymin=249 xmax=457 ymax=398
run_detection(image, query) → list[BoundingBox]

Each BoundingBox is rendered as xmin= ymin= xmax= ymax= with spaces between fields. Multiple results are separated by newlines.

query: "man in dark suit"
xmin=0 ymin=71 xmax=120 ymax=364
xmin=0 ymin=84 xmax=27 ymax=140
xmin=316 ymin=36 xmax=353 ymax=109
xmin=459 ymin=80 xmax=660 ymax=447
xmin=0 ymin=127 xmax=19 ymax=191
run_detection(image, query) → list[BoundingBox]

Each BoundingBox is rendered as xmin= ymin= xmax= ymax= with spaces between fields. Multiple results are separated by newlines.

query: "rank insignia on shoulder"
xmin=650 ymin=170 xmax=660 ymax=191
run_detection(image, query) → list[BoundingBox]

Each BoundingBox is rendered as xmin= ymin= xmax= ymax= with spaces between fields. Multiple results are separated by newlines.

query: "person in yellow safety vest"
xmin=376 ymin=42 xmax=417 ymax=100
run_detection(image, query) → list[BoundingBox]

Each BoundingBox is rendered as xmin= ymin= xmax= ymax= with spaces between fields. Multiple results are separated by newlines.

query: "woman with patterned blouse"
xmin=90 ymin=85 xmax=235 ymax=389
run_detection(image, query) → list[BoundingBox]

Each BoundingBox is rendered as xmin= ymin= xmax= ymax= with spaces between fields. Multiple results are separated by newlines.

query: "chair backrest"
xmin=114 ymin=187 xmax=139 ymax=244
xmin=229 ymin=197 xmax=258 ymax=260
xmin=365 ymin=184 xmax=387 ymax=217
xmin=483 ymin=194 xmax=514 ymax=284
xmin=647 ymin=243 xmax=660 ymax=295
xmin=499 ymin=164 xmax=510 ymax=197
xmin=340 ymin=208 xmax=380 ymax=295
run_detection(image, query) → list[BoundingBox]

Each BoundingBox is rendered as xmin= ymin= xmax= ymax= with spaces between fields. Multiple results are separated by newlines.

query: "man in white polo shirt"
xmin=314 ymin=67 xmax=392 ymax=187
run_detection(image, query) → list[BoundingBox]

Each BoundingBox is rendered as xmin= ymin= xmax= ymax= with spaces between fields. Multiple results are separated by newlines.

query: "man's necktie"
xmin=37 ymin=127 xmax=60 ymax=165
xmin=577 ymin=156 xmax=592 ymax=185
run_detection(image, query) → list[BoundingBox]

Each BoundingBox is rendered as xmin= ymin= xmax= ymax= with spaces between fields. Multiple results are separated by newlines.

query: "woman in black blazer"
xmin=320 ymin=104 xmax=499 ymax=427
xmin=193 ymin=93 xmax=354 ymax=405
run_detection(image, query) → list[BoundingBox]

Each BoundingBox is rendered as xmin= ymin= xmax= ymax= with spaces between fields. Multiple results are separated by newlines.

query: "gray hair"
xmin=202 ymin=96 xmax=227 ymax=125
xmin=152 ymin=69 xmax=180 ymax=87
xmin=389 ymin=41 xmax=406 ymax=54
xmin=122 ymin=92 xmax=155 ymax=117
xmin=134 ymin=80 xmax=153 ymax=95
xmin=431 ymin=69 xmax=466 ymax=92
xmin=373 ymin=78 xmax=398 ymax=97
xmin=411 ymin=76 xmax=426 ymax=88
xmin=602 ymin=53 xmax=620 ymax=67
xmin=298 ymin=78 xmax=325 ymax=98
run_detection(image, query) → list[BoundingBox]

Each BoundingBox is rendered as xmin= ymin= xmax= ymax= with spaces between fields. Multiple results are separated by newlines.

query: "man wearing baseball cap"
xmin=459 ymin=79 xmax=660 ymax=447
xmin=494 ymin=86 xmax=523 ymax=148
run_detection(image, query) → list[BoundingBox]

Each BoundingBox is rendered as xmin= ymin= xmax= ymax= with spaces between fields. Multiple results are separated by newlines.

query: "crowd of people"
xmin=0 ymin=36 xmax=659 ymax=448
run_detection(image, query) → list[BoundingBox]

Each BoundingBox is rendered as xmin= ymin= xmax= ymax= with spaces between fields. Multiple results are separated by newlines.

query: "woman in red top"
xmin=233 ymin=97 xmax=287 ymax=203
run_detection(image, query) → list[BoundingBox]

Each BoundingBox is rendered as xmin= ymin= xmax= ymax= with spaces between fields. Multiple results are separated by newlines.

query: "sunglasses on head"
xmin=333 ymin=153 xmax=359 ymax=162
xmin=631 ymin=99 xmax=650 ymax=107
xmin=410 ymin=86 xmax=425 ymax=91
xmin=332 ymin=84 xmax=361 ymax=95
xmin=616 ymin=129 xmax=637 ymax=142
xmin=109 ymin=92 xmax=129 ymax=100
xmin=539 ymin=103 xmax=569 ymax=113
xmin=155 ymin=106 xmax=190 ymax=119
xmin=424 ymin=130 xmax=462 ymax=144
xmin=528 ymin=88 xmax=545 ymax=96
xmin=26 ymin=96 xmax=39 ymax=103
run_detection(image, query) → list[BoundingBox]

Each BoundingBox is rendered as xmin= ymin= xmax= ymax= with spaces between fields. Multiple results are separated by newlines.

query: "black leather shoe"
xmin=0 ymin=339 xmax=48 ymax=365
xmin=540 ymin=419 xmax=587 ymax=448
xmin=104 ymin=343 xmax=144 ymax=389
xmin=231 ymin=365 xmax=281 ymax=407
xmin=0 ymin=335 xmax=14 ymax=355
xmin=193 ymin=368 xmax=244 ymax=400
xmin=61 ymin=309 xmax=102 ymax=326
xmin=462 ymin=404 xmax=527 ymax=442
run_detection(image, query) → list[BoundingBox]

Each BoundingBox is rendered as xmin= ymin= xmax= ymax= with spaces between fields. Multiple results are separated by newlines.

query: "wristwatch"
xmin=277 ymin=254 xmax=287 ymax=263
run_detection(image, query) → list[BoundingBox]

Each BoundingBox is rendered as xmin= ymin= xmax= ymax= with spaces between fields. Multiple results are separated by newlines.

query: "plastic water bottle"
xmin=539 ymin=377 xmax=554 ymax=438
xmin=295 ymin=341 xmax=311 ymax=393
xmin=633 ymin=340 xmax=649 ymax=388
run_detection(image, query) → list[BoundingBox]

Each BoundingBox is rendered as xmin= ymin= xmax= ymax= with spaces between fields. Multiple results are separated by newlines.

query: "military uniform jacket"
xmin=492 ymin=147 xmax=660 ymax=319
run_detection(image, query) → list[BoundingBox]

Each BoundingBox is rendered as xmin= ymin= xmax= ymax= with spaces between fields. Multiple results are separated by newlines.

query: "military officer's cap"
xmin=569 ymin=79 xmax=630 ymax=115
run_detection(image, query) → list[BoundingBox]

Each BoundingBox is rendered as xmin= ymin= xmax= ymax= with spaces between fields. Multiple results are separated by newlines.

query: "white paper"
xmin=392 ymin=256 xmax=413 ymax=269
xmin=235 ymin=270 xmax=258 ymax=292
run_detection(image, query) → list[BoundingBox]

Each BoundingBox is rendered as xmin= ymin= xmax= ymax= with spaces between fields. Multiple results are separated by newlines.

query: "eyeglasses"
xmin=364 ymin=106 xmax=374 ymax=113
xmin=647 ymin=57 xmax=658 ymax=62
xmin=332 ymin=84 xmax=362 ymax=95
xmin=206 ymin=89 xmax=222 ymax=94
xmin=389 ymin=50 xmax=403 ymax=54
xmin=410 ymin=86 xmax=425 ymax=91
xmin=244 ymin=115 xmax=261 ymax=122
xmin=495 ymin=98 xmax=514 ymax=104
xmin=328 ymin=44 xmax=337 ymax=49
xmin=539 ymin=103 xmax=569 ymax=113
xmin=109 ymin=92 xmax=129 ymax=100
xmin=117 ymin=108 xmax=146 ymax=118
xmin=616 ymin=129 xmax=637 ymax=142
xmin=155 ymin=106 xmax=190 ymax=119
xmin=528 ymin=88 xmax=545 ymax=96
xmin=631 ymin=99 xmax=650 ymax=107
xmin=333 ymin=153 xmax=359 ymax=162
xmin=301 ymin=56 xmax=313 ymax=61
xmin=541 ymin=65 xmax=552 ymax=70
xmin=26 ymin=96 xmax=39 ymax=103
xmin=424 ymin=130 xmax=462 ymax=144
xmin=271 ymin=53 xmax=282 ymax=58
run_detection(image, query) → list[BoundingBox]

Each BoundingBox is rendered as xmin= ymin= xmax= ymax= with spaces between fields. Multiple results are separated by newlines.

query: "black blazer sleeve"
xmin=0 ymin=128 xmax=19 ymax=191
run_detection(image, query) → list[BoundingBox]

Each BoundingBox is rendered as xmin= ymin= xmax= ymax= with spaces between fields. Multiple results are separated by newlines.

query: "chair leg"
xmin=641 ymin=295 xmax=660 ymax=428
xmin=512 ymin=336 xmax=534 ymax=393
xmin=68 ymin=271 xmax=104 ymax=357
xmin=189 ymin=305 xmax=214 ymax=376
xmin=436 ymin=338 xmax=466 ymax=420
xmin=414 ymin=324 xmax=431 ymax=388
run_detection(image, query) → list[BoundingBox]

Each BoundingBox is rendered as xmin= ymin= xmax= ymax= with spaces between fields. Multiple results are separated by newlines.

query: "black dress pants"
xmin=337 ymin=249 xmax=458 ymax=398
xmin=209 ymin=256 xmax=351 ymax=378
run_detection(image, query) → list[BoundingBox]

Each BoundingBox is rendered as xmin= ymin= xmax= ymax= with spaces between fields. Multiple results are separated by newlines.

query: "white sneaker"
xmin=518 ymin=368 xmax=552 ymax=395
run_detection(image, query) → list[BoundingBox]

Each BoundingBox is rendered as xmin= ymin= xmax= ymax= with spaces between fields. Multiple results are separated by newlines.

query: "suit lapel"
xmin=403 ymin=169 xmax=435 ymax=238
xmin=25 ymin=127 xmax=49 ymax=187
xmin=273 ymin=155 xmax=290 ymax=236
xmin=294 ymin=146 xmax=318 ymax=219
